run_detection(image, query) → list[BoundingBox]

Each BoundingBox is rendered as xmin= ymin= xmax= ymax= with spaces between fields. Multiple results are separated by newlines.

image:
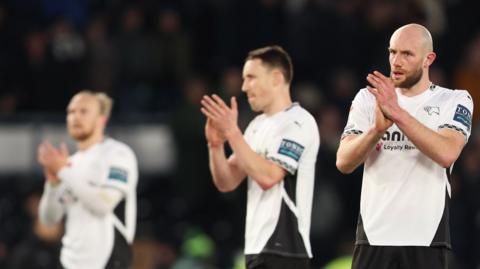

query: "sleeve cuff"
xmin=266 ymin=156 xmax=297 ymax=175
xmin=438 ymin=124 xmax=468 ymax=142
xmin=341 ymin=129 xmax=364 ymax=140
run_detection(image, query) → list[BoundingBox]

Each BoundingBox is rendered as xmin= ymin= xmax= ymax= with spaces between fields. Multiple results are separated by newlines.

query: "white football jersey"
xmin=39 ymin=138 xmax=138 ymax=269
xmin=342 ymin=85 xmax=473 ymax=247
xmin=242 ymin=103 xmax=320 ymax=258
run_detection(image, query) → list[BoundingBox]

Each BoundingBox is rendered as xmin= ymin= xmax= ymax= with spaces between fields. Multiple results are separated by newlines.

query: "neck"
xmin=399 ymin=73 xmax=432 ymax=97
xmin=264 ymin=87 xmax=292 ymax=116
xmin=77 ymin=132 xmax=104 ymax=151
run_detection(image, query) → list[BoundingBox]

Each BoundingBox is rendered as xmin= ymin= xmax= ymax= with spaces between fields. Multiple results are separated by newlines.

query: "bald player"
xmin=337 ymin=24 xmax=473 ymax=268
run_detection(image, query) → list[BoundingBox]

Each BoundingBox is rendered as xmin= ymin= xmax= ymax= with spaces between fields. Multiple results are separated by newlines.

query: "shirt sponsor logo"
xmin=278 ymin=139 xmax=304 ymax=162
xmin=382 ymin=130 xmax=407 ymax=141
xmin=381 ymin=144 xmax=416 ymax=151
xmin=453 ymin=104 xmax=472 ymax=131
xmin=108 ymin=166 xmax=128 ymax=183
xmin=379 ymin=131 xmax=416 ymax=151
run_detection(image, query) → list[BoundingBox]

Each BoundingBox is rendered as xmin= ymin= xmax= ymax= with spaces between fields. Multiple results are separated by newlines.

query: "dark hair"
xmin=246 ymin=45 xmax=293 ymax=84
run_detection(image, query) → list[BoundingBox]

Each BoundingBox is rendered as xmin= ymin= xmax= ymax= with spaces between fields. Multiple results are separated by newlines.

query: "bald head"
xmin=388 ymin=24 xmax=436 ymax=89
xmin=390 ymin=24 xmax=433 ymax=54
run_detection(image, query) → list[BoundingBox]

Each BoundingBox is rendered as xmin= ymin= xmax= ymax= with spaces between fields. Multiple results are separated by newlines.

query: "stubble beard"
xmin=69 ymin=126 xmax=95 ymax=142
xmin=393 ymin=67 xmax=423 ymax=89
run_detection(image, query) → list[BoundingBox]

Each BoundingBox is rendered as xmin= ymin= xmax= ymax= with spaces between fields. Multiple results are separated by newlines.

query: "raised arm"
xmin=389 ymin=108 xmax=465 ymax=167
xmin=38 ymin=141 xmax=126 ymax=217
xmin=224 ymin=127 xmax=287 ymax=190
xmin=38 ymin=175 xmax=66 ymax=226
xmin=38 ymin=147 xmax=66 ymax=226
xmin=367 ymin=71 xmax=471 ymax=167
xmin=58 ymin=167 xmax=124 ymax=216
xmin=337 ymin=104 xmax=393 ymax=174
xmin=202 ymin=95 xmax=287 ymax=191
xmin=206 ymin=118 xmax=247 ymax=192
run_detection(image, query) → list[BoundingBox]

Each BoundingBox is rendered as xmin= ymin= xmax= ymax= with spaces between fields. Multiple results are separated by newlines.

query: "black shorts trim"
xmin=352 ymin=245 xmax=452 ymax=269
xmin=245 ymin=253 xmax=310 ymax=269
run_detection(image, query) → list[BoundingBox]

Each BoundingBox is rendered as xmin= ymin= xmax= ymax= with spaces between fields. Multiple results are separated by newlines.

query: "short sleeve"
xmin=341 ymin=89 xmax=374 ymax=139
xmin=264 ymin=120 xmax=314 ymax=175
xmin=102 ymin=146 xmax=138 ymax=194
xmin=438 ymin=90 xmax=474 ymax=142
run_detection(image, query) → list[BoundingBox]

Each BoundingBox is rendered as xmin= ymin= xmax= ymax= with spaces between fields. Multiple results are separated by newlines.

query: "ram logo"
xmin=424 ymin=106 xmax=440 ymax=115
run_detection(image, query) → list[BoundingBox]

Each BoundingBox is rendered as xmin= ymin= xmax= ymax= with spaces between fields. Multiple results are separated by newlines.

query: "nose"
xmin=241 ymin=81 xmax=248 ymax=93
xmin=391 ymin=54 xmax=402 ymax=67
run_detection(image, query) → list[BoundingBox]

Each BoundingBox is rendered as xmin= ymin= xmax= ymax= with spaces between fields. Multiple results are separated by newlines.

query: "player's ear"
xmin=271 ymin=69 xmax=284 ymax=87
xmin=99 ymin=115 xmax=108 ymax=126
xmin=424 ymin=52 xmax=436 ymax=68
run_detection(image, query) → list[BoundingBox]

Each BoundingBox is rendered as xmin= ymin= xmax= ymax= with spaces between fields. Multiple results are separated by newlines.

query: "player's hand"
xmin=367 ymin=71 xmax=401 ymax=121
xmin=38 ymin=141 xmax=70 ymax=179
xmin=200 ymin=94 xmax=240 ymax=139
xmin=374 ymin=102 xmax=393 ymax=133
xmin=205 ymin=118 xmax=226 ymax=148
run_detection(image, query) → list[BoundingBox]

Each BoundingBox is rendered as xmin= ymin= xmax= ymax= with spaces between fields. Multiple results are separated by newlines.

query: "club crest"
xmin=424 ymin=106 xmax=440 ymax=116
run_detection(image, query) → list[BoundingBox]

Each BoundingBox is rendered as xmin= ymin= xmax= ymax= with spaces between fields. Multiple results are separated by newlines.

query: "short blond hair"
xmin=76 ymin=90 xmax=113 ymax=119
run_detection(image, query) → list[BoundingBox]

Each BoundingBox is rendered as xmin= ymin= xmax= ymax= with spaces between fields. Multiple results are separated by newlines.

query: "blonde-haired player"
xmin=38 ymin=91 xmax=138 ymax=269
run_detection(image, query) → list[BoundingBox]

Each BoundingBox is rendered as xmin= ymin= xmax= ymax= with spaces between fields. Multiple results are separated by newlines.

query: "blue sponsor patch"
xmin=108 ymin=167 xmax=128 ymax=183
xmin=278 ymin=139 xmax=304 ymax=162
xmin=453 ymin=104 xmax=472 ymax=131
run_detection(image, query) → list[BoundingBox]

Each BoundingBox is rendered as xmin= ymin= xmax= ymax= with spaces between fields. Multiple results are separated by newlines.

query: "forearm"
xmin=336 ymin=128 xmax=385 ymax=174
xmin=226 ymin=128 xmax=284 ymax=189
xmin=394 ymin=109 xmax=462 ymax=167
xmin=58 ymin=168 xmax=123 ymax=216
xmin=39 ymin=182 xmax=65 ymax=226
xmin=208 ymin=145 xmax=244 ymax=192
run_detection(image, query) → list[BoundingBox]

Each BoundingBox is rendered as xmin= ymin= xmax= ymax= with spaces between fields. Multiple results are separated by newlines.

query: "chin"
xmin=248 ymin=103 xmax=260 ymax=112
xmin=392 ymin=77 xmax=408 ymax=88
xmin=69 ymin=131 xmax=89 ymax=141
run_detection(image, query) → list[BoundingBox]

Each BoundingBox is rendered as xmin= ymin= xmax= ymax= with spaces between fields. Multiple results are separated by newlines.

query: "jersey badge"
xmin=108 ymin=166 xmax=128 ymax=183
xmin=453 ymin=104 xmax=472 ymax=131
xmin=278 ymin=139 xmax=304 ymax=162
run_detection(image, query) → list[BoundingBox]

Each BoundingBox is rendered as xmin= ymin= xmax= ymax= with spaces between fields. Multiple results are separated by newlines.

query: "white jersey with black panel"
xmin=342 ymin=85 xmax=473 ymax=247
xmin=242 ymin=103 xmax=320 ymax=258
xmin=39 ymin=138 xmax=138 ymax=269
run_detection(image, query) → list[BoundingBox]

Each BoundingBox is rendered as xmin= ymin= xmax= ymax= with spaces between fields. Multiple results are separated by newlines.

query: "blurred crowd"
xmin=1 ymin=0 xmax=480 ymax=268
